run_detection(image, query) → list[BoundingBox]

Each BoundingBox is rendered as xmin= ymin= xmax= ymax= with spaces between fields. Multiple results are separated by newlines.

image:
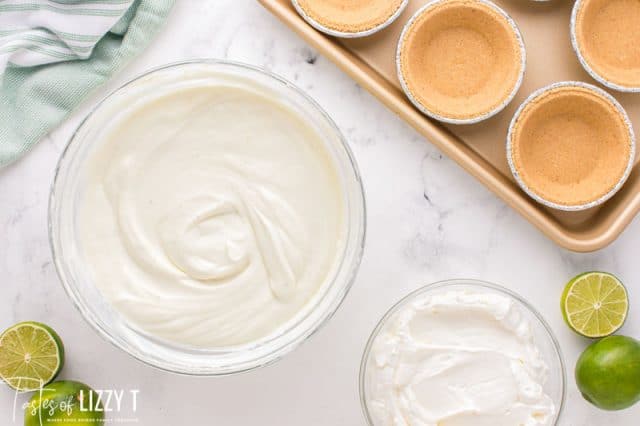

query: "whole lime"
xmin=24 ymin=380 xmax=104 ymax=426
xmin=576 ymin=335 xmax=640 ymax=410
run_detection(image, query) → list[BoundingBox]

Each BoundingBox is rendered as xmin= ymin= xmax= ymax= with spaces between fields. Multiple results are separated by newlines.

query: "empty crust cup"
xmin=397 ymin=0 xmax=526 ymax=124
xmin=292 ymin=0 xmax=409 ymax=38
xmin=508 ymin=82 xmax=635 ymax=211
xmin=572 ymin=0 xmax=640 ymax=92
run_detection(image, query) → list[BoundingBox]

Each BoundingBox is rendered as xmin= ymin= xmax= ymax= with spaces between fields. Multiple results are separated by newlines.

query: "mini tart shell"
xmin=572 ymin=0 xmax=640 ymax=92
xmin=292 ymin=0 xmax=409 ymax=38
xmin=397 ymin=0 xmax=526 ymax=124
xmin=507 ymin=82 xmax=635 ymax=211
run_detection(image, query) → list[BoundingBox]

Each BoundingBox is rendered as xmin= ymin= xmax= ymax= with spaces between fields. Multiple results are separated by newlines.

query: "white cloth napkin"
xmin=0 ymin=0 xmax=175 ymax=167
xmin=0 ymin=0 xmax=136 ymax=73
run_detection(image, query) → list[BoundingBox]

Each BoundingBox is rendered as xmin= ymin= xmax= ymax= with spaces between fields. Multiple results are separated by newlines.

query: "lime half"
xmin=0 ymin=322 xmax=65 ymax=391
xmin=562 ymin=272 xmax=629 ymax=338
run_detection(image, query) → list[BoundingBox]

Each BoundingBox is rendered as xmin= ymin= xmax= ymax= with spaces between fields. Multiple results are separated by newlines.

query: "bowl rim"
xmin=396 ymin=0 xmax=527 ymax=125
xmin=358 ymin=278 xmax=567 ymax=425
xmin=291 ymin=0 xmax=409 ymax=39
xmin=506 ymin=81 xmax=636 ymax=212
xmin=48 ymin=59 xmax=367 ymax=376
xmin=571 ymin=0 xmax=640 ymax=93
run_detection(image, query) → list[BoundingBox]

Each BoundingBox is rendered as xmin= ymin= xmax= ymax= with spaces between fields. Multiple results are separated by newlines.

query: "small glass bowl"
xmin=359 ymin=279 xmax=565 ymax=425
xmin=49 ymin=60 xmax=366 ymax=376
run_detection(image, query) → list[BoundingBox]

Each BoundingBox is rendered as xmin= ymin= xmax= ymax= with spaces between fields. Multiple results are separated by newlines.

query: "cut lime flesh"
xmin=562 ymin=272 xmax=629 ymax=338
xmin=0 ymin=322 xmax=64 ymax=391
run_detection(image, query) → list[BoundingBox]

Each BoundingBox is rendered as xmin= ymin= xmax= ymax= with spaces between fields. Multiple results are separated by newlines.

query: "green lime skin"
xmin=576 ymin=335 xmax=640 ymax=411
xmin=24 ymin=380 xmax=105 ymax=426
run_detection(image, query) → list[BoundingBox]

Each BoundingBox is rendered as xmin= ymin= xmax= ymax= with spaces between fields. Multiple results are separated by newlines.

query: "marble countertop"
xmin=1 ymin=1 xmax=639 ymax=424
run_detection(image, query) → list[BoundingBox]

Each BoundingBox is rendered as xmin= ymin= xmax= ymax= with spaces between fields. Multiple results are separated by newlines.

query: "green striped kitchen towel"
xmin=0 ymin=0 xmax=175 ymax=167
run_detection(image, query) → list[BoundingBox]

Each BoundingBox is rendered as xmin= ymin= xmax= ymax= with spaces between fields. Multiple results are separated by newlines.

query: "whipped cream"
xmin=365 ymin=290 xmax=556 ymax=426
xmin=77 ymin=65 xmax=347 ymax=348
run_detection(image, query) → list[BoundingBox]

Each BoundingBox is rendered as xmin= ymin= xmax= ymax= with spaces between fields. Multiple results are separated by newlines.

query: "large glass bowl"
xmin=359 ymin=279 xmax=566 ymax=425
xmin=49 ymin=60 xmax=366 ymax=375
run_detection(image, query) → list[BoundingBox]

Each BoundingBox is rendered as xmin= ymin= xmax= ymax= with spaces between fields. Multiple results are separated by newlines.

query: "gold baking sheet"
xmin=258 ymin=0 xmax=640 ymax=252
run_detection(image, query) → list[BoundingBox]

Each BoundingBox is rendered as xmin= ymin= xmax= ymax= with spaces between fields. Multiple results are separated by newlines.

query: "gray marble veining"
xmin=1 ymin=1 xmax=639 ymax=424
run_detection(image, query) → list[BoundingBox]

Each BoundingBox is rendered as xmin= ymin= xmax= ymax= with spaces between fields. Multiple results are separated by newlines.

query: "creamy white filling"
xmin=366 ymin=290 xmax=556 ymax=426
xmin=77 ymin=66 xmax=346 ymax=348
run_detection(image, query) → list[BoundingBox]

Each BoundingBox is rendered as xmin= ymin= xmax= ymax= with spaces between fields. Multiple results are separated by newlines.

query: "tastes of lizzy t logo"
xmin=7 ymin=378 xmax=140 ymax=425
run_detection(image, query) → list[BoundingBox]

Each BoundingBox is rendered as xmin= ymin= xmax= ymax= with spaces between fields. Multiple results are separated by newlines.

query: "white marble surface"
xmin=1 ymin=1 xmax=639 ymax=424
